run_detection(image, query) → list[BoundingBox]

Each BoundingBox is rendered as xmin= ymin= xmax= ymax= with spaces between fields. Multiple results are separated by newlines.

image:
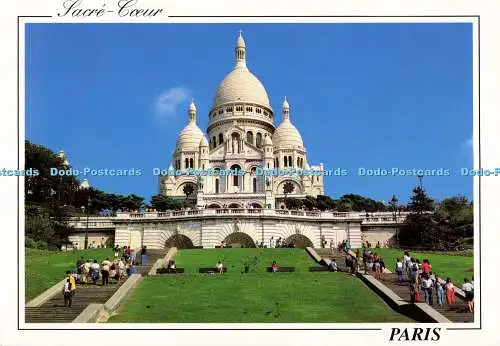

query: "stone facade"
xmin=158 ymin=33 xmax=324 ymax=210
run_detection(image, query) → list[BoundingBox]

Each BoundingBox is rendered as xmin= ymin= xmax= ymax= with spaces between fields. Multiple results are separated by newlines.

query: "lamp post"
xmin=390 ymin=194 xmax=398 ymax=243
xmin=85 ymin=196 xmax=91 ymax=249
xmin=80 ymin=179 xmax=91 ymax=249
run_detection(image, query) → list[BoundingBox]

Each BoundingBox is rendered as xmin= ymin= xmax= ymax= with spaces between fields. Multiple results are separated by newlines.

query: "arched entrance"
xmin=165 ymin=234 xmax=194 ymax=249
xmin=284 ymin=234 xmax=313 ymax=248
xmin=250 ymin=203 xmax=262 ymax=208
xmin=224 ymin=232 xmax=256 ymax=248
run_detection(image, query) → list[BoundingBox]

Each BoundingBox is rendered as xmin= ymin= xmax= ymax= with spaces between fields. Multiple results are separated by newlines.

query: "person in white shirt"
xmin=421 ymin=274 xmax=434 ymax=305
xmin=403 ymin=251 xmax=411 ymax=274
xmin=395 ymin=258 xmax=404 ymax=283
xmin=462 ymin=278 xmax=474 ymax=313
xmin=101 ymin=258 xmax=110 ymax=285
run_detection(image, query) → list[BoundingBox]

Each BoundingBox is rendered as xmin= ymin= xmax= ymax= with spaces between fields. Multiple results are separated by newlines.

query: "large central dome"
xmin=212 ymin=33 xmax=270 ymax=109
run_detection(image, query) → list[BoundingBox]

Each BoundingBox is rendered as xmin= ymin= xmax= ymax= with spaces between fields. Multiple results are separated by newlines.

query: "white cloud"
xmin=154 ymin=87 xmax=191 ymax=117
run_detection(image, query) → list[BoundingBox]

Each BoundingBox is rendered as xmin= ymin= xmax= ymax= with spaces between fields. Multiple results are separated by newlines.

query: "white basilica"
xmin=159 ymin=33 xmax=324 ymax=209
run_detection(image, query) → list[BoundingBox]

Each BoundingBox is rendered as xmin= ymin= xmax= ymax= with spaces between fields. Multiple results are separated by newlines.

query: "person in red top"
xmin=422 ymin=259 xmax=432 ymax=275
xmin=271 ymin=261 xmax=280 ymax=273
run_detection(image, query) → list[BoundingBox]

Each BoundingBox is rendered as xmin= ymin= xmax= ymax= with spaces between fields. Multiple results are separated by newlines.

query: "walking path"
xmin=313 ymin=248 xmax=473 ymax=323
xmin=25 ymin=249 xmax=168 ymax=323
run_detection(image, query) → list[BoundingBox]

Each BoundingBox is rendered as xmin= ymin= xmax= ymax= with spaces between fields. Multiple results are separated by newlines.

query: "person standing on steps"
xmin=395 ymin=258 xmax=404 ymax=283
xmin=462 ymin=278 xmax=474 ymax=313
xmin=63 ymin=271 xmax=76 ymax=308
xmin=445 ymin=277 xmax=456 ymax=308
xmin=101 ymin=258 xmax=111 ymax=285
xmin=434 ymin=275 xmax=444 ymax=308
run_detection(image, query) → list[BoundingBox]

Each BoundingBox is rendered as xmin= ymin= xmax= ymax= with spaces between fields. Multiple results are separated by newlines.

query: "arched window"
xmin=189 ymin=158 xmax=194 ymax=168
xmin=202 ymin=164 xmax=205 ymax=169
xmin=246 ymin=131 xmax=254 ymax=144
xmin=215 ymin=179 xmax=219 ymax=194
xmin=256 ymin=133 xmax=262 ymax=148
xmin=283 ymin=157 xmax=287 ymax=167
xmin=253 ymin=177 xmax=257 ymax=193
xmin=297 ymin=157 xmax=300 ymax=167
xmin=230 ymin=164 xmax=241 ymax=187
xmin=185 ymin=158 xmax=189 ymax=168
xmin=212 ymin=136 xmax=216 ymax=148
xmin=288 ymin=156 xmax=292 ymax=167
xmin=218 ymin=133 xmax=223 ymax=145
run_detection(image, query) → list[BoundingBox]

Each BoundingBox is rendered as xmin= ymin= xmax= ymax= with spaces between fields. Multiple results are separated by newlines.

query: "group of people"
xmin=75 ymin=255 xmax=129 ymax=286
xmin=393 ymin=251 xmax=474 ymax=312
xmin=255 ymin=237 xmax=294 ymax=248
xmin=62 ymin=246 xmax=149 ymax=308
xmin=329 ymin=239 xmax=351 ymax=254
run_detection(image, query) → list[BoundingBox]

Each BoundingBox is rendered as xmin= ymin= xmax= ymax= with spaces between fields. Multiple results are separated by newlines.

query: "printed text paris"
xmin=57 ymin=0 xmax=164 ymax=17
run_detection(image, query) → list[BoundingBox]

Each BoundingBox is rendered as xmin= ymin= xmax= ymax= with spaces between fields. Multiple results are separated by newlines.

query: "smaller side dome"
xmin=200 ymin=136 xmax=209 ymax=147
xmin=264 ymin=134 xmax=273 ymax=146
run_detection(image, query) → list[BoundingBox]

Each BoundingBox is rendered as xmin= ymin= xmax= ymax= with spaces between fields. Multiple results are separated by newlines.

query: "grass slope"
xmin=109 ymin=249 xmax=411 ymax=323
xmin=25 ymin=248 xmax=114 ymax=300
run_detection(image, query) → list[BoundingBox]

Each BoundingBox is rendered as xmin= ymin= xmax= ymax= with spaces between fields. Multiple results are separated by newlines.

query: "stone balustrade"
xmin=68 ymin=209 xmax=411 ymax=229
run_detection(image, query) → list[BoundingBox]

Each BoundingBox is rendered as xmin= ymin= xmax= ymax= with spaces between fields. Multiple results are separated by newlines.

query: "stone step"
xmin=25 ymin=282 xmax=123 ymax=323
xmin=378 ymin=273 xmax=474 ymax=323
xmin=25 ymin=249 xmax=170 ymax=323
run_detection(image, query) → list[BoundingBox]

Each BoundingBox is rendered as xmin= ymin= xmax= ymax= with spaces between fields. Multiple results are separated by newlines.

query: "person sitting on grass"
xmin=216 ymin=260 xmax=224 ymax=274
xmin=330 ymin=259 xmax=339 ymax=272
xmin=271 ymin=260 xmax=280 ymax=273
xmin=169 ymin=260 xmax=176 ymax=269
xmin=462 ymin=278 xmax=474 ymax=313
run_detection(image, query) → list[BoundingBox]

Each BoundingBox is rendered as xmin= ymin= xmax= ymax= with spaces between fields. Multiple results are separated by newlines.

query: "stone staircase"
xmin=378 ymin=273 xmax=474 ymax=323
xmin=25 ymin=248 xmax=169 ymax=323
xmin=314 ymin=248 xmax=474 ymax=323
xmin=25 ymin=283 xmax=119 ymax=323
xmin=134 ymin=249 xmax=169 ymax=275
xmin=314 ymin=248 xmax=349 ymax=271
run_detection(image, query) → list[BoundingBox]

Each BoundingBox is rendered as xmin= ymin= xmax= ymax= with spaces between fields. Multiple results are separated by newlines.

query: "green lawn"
xmin=25 ymin=248 xmax=114 ymax=300
xmin=361 ymin=248 xmax=474 ymax=281
xmin=174 ymin=248 xmax=315 ymax=274
xmin=109 ymin=249 xmax=412 ymax=323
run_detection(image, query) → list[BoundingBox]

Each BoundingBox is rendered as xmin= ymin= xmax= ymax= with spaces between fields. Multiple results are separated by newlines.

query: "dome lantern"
xmin=188 ymin=99 xmax=197 ymax=123
xmin=235 ymin=30 xmax=246 ymax=68
xmin=211 ymin=33 xmax=271 ymax=111
xmin=282 ymin=97 xmax=290 ymax=121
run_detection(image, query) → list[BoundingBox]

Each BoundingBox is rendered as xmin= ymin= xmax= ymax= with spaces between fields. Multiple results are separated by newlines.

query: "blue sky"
xmin=25 ymin=23 xmax=473 ymax=205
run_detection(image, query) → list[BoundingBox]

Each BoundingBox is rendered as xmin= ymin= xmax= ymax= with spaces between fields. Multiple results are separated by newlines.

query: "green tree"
xmin=151 ymin=194 xmax=183 ymax=211
xmin=408 ymin=186 xmax=435 ymax=214
xmin=282 ymin=181 xmax=295 ymax=207
xmin=183 ymin=184 xmax=195 ymax=198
